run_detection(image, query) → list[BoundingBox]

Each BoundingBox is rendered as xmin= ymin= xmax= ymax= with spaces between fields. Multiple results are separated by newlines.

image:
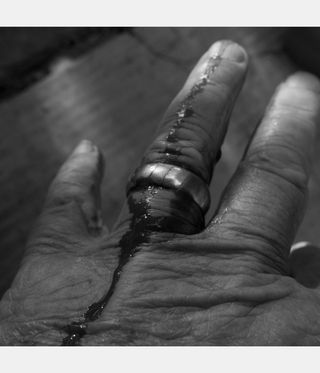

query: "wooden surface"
xmin=1 ymin=27 xmax=319 ymax=298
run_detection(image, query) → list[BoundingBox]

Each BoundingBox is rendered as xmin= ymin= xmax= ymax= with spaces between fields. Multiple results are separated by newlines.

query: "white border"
xmin=0 ymin=0 xmax=318 ymax=26
xmin=0 ymin=346 xmax=317 ymax=373
xmin=0 ymin=2 xmax=318 ymax=372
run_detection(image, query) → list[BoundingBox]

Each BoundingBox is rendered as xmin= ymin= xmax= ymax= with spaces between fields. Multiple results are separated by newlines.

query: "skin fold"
xmin=1 ymin=40 xmax=320 ymax=345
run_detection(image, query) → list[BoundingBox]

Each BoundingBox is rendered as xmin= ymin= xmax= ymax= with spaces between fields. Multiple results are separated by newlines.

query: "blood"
xmin=165 ymin=56 xmax=222 ymax=171
xmin=61 ymin=187 xmax=161 ymax=346
xmin=61 ymin=57 xmax=223 ymax=346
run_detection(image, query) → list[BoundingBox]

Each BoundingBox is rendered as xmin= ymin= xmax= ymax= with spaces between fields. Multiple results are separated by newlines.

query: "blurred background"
xmin=0 ymin=27 xmax=320 ymax=299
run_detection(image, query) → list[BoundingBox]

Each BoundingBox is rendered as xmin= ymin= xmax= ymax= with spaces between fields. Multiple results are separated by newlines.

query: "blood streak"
xmin=61 ymin=57 xmax=222 ymax=346
xmin=166 ymin=56 xmax=221 ymax=144
xmin=61 ymin=187 xmax=160 ymax=345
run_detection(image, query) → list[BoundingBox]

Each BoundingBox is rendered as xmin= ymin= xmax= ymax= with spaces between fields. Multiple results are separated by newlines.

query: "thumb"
xmin=27 ymin=140 xmax=105 ymax=255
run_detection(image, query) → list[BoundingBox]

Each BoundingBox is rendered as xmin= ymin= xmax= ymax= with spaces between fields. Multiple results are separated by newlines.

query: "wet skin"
xmin=1 ymin=40 xmax=320 ymax=345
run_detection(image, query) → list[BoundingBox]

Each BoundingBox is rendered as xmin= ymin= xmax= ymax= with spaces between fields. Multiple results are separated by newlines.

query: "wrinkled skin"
xmin=1 ymin=39 xmax=320 ymax=346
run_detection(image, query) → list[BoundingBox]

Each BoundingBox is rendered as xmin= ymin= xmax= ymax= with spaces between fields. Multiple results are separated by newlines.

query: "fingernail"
xmin=291 ymin=241 xmax=312 ymax=252
xmin=74 ymin=139 xmax=96 ymax=154
xmin=209 ymin=40 xmax=246 ymax=63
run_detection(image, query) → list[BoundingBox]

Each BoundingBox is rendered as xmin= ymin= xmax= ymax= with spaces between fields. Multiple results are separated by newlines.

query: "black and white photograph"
xmin=0 ymin=5 xmax=318 ymax=369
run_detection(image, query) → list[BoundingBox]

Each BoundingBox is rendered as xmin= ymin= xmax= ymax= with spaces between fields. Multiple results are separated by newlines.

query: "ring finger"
xmin=114 ymin=40 xmax=248 ymax=236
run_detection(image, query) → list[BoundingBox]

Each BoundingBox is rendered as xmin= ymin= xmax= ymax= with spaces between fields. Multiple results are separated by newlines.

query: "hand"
xmin=1 ymin=40 xmax=320 ymax=346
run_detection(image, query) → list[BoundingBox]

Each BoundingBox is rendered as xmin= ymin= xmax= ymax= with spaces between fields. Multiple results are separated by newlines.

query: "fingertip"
xmin=43 ymin=139 xmax=105 ymax=237
xmin=70 ymin=139 xmax=104 ymax=179
xmin=49 ymin=139 xmax=104 ymax=202
xmin=187 ymin=40 xmax=248 ymax=89
xmin=284 ymin=71 xmax=320 ymax=93
xmin=208 ymin=40 xmax=248 ymax=64
xmin=73 ymin=139 xmax=98 ymax=155
xmin=271 ymin=72 xmax=320 ymax=119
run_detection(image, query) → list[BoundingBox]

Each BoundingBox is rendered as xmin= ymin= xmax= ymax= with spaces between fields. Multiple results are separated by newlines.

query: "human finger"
xmin=27 ymin=140 xmax=105 ymax=254
xmin=208 ymin=72 xmax=320 ymax=271
xmin=115 ymin=40 xmax=248 ymax=236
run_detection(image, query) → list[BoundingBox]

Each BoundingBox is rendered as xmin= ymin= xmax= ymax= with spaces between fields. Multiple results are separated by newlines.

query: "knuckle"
xmin=46 ymin=187 xmax=84 ymax=209
xmin=217 ymin=221 xmax=290 ymax=275
xmin=144 ymin=124 xmax=215 ymax=182
xmin=244 ymin=144 xmax=309 ymax=193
